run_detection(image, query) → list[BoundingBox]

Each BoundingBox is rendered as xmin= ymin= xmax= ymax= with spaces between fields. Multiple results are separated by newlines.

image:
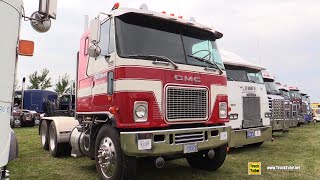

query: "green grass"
xmin=8 ymin=123 xmax=320 ymax=180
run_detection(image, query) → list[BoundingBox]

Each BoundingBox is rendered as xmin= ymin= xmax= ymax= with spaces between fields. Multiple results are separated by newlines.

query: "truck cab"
xmin=311 ymin=103 xmax=320 ymax=122
xmin=276 ymin=82 xmax=297 ymax=127
xmin=39 ymin=4 xmax=231 ymax=179
xmin=301 ymin=93 xmax=312 ymax=123
xmin=287 ymin=86 xmax=304 ymax=126
xmin=262 ymin=71 xmax=288 ymax=132
xmin=221 ymin=50 xmax=272 ymax=148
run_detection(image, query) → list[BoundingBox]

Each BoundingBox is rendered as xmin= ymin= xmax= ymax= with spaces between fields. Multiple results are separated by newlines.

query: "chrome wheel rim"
xmin=41 ymin=123 xmax=46 ymax=146
xmin=98 ymin=137 xmax=117 ymax=178
xmin=49 ymin=125 xmax=55 ymax=151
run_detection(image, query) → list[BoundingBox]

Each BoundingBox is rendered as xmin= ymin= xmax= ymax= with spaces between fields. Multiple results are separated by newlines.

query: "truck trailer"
xmin=221 ymin=50 xmax=272 ymax=148
xmin=0 ymin=0 xmax=57 ymax=178
xmin=39 ymin=3 xmax=231 ymax=180
xmin=262 ymin=71 xmax=289 ymax=133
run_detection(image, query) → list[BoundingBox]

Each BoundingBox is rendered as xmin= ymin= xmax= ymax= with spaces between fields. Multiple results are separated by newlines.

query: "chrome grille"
xmin=284 ymin=100 xmax=291 ymax=119
xmin=166 ymin=87 xmax=208 ymax=121
xmin=292 ymin=104 xmax=298 ymax=118
xmin=243 ymin=96 xmax=262 ymax=128
xmin=271 ymin=99 xmax=285 ymax=119
xmin=174 ymin=131 xmax=204 ymax=144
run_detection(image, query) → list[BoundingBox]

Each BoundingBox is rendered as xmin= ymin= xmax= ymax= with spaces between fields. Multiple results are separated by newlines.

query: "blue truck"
xmin=14 ymin=90 xmax=58 ymax=113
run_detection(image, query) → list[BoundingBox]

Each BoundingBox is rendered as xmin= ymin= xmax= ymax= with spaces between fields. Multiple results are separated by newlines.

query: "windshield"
xmin=279 ymin=89 xmax=290 ymax=99
xmin=225 ymin=65 xmax=263 ymax=83
xmin=115 ymin=13 xmax=224 ymax=69
xmin=289 ymin=90 xmax=301 ymax=99
xmin=264 ymin=81 xmax=280 ymax=95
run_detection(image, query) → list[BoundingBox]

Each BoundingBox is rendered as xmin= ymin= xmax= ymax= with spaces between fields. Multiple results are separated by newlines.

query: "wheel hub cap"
xmin=98 ymin=137 xmax=117 ymax=178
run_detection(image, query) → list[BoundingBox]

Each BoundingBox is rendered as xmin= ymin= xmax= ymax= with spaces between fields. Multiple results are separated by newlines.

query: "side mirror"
xmin=89 ymin=18 xmax=101 ymax=44
xmin=30 ymin=0 xmax=57 ymax=33
xmin=88 ymin=45 xmax=101 ymax=58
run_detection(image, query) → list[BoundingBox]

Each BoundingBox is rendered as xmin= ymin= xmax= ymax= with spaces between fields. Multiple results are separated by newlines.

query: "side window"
xmin=109 ymin=19 xmax=115 ymax=53
xmin=99 ymin=20 xmax=111 ymax=56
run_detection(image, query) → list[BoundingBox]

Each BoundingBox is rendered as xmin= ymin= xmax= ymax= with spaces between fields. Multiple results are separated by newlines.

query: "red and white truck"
xmin=39 ymin=3 xmax=231 ymax=180
xmin=0 ymin=0 xmax=57 ymax=178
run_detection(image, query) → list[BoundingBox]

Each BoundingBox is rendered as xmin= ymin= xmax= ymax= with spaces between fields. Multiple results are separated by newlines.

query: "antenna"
xmin=258 ymin=33 xmax=261 ymax=65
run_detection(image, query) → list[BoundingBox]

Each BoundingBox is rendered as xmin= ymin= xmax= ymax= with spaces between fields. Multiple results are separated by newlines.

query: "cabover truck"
xmin=39 ymin=4 xmax=231 ymax=180
xmin=262 ymin=71 xmax=289 ymax=132
xmin=287 ymin=86 xmax=304 ymax=126
xmin=301 ymin=93 xmax=312 ymax=123
xmin=220 ymin=50 xmax=272 ymax=148
xmin=311 ymin=103 xmax=320 ymax=122
xmin=0 ymin=0 xmax=57 ymax=178
xmin=276 ymin=82 xmax=297 ymax=127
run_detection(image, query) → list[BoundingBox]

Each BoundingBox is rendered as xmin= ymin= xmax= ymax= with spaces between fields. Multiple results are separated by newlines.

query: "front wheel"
xmin=95 ymin=124 xmax=137 ymax=180
xmin=186 ymin=144 xmax=227 ymax=171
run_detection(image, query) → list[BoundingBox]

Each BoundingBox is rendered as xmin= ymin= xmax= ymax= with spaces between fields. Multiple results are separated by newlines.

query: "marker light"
xmin=178 ymin=16 xmax=183 ymax=19
xmin=170 ymin=13 xmax=175 ymax=16
xmin=18 ymin=40 xmax=34 ymax=56
xmin=112 ymin=2 xmax=120 ymax=10
xmin=109 ymin=106 xmax=118 ymax=115
xmin=161 ymin=11 xmax=166 ymax=14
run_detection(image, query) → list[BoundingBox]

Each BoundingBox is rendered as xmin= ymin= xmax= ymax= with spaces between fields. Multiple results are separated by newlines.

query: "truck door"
xmin=92 ymin=18 xmax=115 ymax=110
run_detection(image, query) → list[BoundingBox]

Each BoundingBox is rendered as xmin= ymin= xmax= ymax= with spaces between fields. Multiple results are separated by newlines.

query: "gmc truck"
xmin=39 ymin=3 xmax=231 ymax=180
xmin=0 ymin=0 xmax=57 ymax=178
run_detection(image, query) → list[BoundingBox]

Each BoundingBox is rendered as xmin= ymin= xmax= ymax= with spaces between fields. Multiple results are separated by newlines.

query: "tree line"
xmin=17 ymin=68 xmax=74 ymax=96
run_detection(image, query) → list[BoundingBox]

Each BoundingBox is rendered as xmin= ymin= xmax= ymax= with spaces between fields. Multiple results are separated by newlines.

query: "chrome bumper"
xmin=120 ymin=126 xmax=231 ymax=157
xmin=272 ymin=120 xmax=284 ymax=131
xmin=228 ymin=126 xmax=272 ymax=148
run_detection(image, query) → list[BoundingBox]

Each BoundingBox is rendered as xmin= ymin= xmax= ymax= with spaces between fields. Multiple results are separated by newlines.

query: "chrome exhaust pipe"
xmin=155 ymin=157 xmax=165 ymax=168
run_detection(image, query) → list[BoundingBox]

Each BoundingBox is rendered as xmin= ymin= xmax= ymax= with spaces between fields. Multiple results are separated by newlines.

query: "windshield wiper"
xmin=227 ymin=77 xmax=235 ymax=81
xmin=187 ymin=54 xmax=223 ymax=75
xmin=128 ymin=54 xmax=178 ymax=69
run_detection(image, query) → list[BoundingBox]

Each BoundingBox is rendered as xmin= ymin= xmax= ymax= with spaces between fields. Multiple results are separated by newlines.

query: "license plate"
xmin=137 ymin=139 xmax=152 ymax=150
xmin=184 ymin=143 xmax=198 ymax=154
xmin=220 ymin=131 xmax=228 ymax=141
xmin=247 ymin=130 xmax=261 ymax=138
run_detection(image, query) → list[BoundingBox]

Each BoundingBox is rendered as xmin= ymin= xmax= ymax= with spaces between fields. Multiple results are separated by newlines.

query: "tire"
xmin=186 ymin=144 xmax=227 ymax=171
xmin=95 ymin=124 xmax=137 ymax=180
xmin=40 ymin=121 xmax=49 ymax=150
xmin=49 ymin=122 xmax=70 ymax=157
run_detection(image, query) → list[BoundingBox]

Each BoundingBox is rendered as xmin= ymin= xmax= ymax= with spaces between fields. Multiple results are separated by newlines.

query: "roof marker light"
xmin=178 ymin=16 xmax=183 ymax=19
xmin=161 ymin=11 xmax=166 ymax=14
xmin=112 ymin=2 xmax=120 ymax=10
xmin=170 ymin=13 xmax=175 ymax=16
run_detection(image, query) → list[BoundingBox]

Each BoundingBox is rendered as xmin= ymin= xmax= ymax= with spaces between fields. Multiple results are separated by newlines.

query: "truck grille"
xmin=271 ymin=99 xmax=285 ymax=119
xmin=166 ymin=87 xmax=208 ymax=121
xmin=284 ymin=100 xmax=291 ymax=119
xmin=174 ymin=131 xmax=204 ymax=144
xmin=243 ymin=97 xmax=262 ymax=128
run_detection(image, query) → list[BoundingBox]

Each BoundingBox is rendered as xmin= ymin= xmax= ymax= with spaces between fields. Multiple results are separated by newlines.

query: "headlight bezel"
xmin=219 ymin=102 xmax=228 ymax=119
xmin=134 ymin=101 xmax=148 ymax=122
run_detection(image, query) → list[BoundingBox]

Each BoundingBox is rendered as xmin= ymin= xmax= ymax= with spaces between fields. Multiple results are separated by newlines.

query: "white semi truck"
xmin=262 ymin=71 xmax=289 ymax=133
xmin=0 ymin=0 xmax=57 ymax=178
xmin=221 ymin=50 xmax=272 ymax=148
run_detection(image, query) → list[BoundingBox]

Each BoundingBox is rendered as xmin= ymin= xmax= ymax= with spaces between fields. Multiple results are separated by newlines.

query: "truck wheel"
xmin=40 ymin=121 xmax=49 ymax=150
xmin=95 ymin=124 xmax=137 ymax=180
xmin=186 ymin=144 xmax=227 ymax=171
xmin=49 ymin=122 xmax=70 ymax=157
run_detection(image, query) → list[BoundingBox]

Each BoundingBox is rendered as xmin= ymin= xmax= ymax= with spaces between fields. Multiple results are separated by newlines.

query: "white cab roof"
xmin=262 ymin=70 xmax=275 ymax=81
xmin=220 ymin=50 xmax=263 ymax=70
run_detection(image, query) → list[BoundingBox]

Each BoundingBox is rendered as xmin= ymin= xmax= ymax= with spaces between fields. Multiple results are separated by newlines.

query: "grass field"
xmin=7 ymin=123 xmax=320 ymax=180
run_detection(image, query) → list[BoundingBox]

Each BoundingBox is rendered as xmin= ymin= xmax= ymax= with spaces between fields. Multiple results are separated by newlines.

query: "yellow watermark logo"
xmin=248 ymin=162 xmax=261 ymax=175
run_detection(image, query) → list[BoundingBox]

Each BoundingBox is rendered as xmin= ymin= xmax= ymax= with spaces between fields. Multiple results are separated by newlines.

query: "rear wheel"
xmin=49 ymin=122 xmax=70 ymax=157
xmin=95 ymin=124 xmax=137 ymax=180
xmin=40 ymin=121 xmax=49 ymax=150
xmin=186 ymin=144 xmax=227 ymax=171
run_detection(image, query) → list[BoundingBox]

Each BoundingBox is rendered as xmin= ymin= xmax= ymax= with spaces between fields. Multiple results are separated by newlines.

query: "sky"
xmin=18 ymin=0 xmax=320 ymax=102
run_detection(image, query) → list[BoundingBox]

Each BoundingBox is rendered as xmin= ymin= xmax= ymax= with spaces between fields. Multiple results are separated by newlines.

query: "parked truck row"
xmin=1 ymin=2 xmax=315 ymax=180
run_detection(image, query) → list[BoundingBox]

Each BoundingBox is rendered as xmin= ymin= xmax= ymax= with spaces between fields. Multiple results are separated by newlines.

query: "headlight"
xmin=135 ymin=105 xmax=146 ymax=118
xmin=134 ymin=101 xmax=148 ymax=122
xmin=219 ymin=102 xmax=228 ymax=118
xmin=229 ymin=114 xmax=238 ymax=120
xmin=265 ymin=112 xmax=272 ymax=118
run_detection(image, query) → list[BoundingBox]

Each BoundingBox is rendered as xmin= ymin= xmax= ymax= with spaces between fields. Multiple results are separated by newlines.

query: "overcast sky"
xmin=18 ymin=0 xmax=320 ymax=102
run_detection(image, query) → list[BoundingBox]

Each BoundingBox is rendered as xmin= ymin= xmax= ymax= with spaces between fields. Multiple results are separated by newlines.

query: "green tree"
xmin=54 ymin=74 xmax=70 ymax=96
xmin=27 ymin=68 xmax=52 ymax=90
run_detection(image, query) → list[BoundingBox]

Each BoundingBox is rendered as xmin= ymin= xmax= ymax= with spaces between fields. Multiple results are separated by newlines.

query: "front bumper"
xmin=120 ymin=126 xmax=231 ymax=157
xmin=283 ymin=120 xmax=290 ymax=131
xmin=228 ymin=126 xmax=272 ymax=148
xmin=272 ymin=120 xmax=284 ymax=131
